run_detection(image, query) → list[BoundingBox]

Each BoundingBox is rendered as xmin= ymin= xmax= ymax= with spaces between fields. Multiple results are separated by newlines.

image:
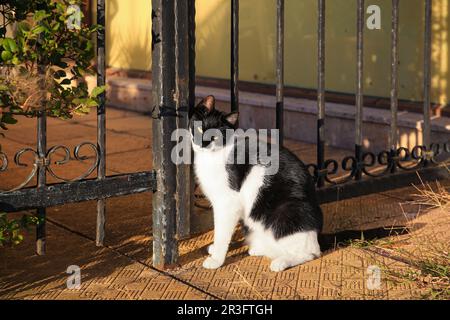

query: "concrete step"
xmin=94 ymin=76 xmax=450 ymax=153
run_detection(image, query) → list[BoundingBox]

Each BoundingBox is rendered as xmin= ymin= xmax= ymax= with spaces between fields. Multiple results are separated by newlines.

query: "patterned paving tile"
xmin=1 ymin=109 xmax=447 ymax=300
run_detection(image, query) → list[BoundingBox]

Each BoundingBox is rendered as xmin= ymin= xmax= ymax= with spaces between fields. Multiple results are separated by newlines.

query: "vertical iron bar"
xmin=355 ymin=0 xmax=364 ymax=180
xmin=231 ymin=0 xmax=239 ymax=112
xmin=152 ymin=0 xmax=179 ymax=268
xmin=36 ymin=70 xmax=46 ymax=255
xmin=390 ymin=0 xmax=399 ymax=173
xmin=188 ymin=0 xmax=196 ymax=112
xmin=276 ymin=0 xmax=284 ymax=146
xmin=317 ymin=0 xmax=326 ymax=187
xmin=174 ymin=0 xmax=191 ymax=240
xmin=188 ymin=0 xmax=196 ymax=239
xmin=96 ymin=0 xmax=106 ymax=246
xmin=423 ymin=0 xmax=432 ymax=149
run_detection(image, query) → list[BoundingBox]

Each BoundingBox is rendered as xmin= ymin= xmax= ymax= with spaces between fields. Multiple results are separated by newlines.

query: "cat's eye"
xmin=197 ymin=126 xmax=203 ymax=134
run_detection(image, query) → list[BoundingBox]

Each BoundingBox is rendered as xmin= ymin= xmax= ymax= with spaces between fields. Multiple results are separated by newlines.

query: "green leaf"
xmin=1 ymin=114 xmax=17 ymax=124
xmin=72 ymin=98 xmax=84 ymax=105
xmin=34 ymin=10 xmax=50 ymax=22
xmin=52 ymin=22 xmax=61 ymax=31
xmin=17 ymin=21 xmax=31 ymax=33
xmin=54 ymin=70 xmax=66 ymax=79
xmin=86 ymin=99 xmax=99 ymax=107
xmin=55 ymin=61 xmax=68 ymax=68
xmin=31 ymin=25 xmax=46 ymax=35
xmin=3 ymin=39 xmax=17 ymax=53
xmin=1 ymin=51 xmax=12 ymax=61
xmin=90 ymin=86 xmax=106 ymax=98
xmin=11 ymin=56 xmax=20 ymax=65
xmin=60 ymin=79 xmax=71 ymax=85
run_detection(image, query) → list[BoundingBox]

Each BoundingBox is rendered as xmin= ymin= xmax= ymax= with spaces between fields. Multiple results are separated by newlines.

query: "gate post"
xmin=152 ymin=0 xmax=179 ymax=268
xmin=174 ymin=0 xmax=195 ymax=240
xmin=152 ymin=0 xmax=194 ymax=267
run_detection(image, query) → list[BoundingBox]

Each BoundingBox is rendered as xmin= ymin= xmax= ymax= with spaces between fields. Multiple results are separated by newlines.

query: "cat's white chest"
xmin=194 ymin=148 xmax=236 ymax=203
xmin=193 ymin=146 xmax=266 ymax=221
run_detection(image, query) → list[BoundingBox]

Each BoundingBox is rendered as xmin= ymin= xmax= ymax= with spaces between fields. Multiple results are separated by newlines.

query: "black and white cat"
xmin=190 ymin=96 xmax=323 ymax=272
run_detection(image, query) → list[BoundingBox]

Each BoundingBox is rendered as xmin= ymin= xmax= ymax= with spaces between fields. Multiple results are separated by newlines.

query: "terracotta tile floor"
xmin=0 ymin=107 xmax=448 ymax=300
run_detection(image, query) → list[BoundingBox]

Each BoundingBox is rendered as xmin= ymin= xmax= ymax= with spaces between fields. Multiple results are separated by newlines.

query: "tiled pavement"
xmin=0 ymin=108 xmax=448 ymax=300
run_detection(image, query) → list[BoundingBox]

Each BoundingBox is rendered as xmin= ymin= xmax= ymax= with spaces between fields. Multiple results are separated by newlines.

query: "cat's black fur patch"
xmin=227 ymin=139 xmax=323 ymax=239
xmin=191 ymin=98 xmax=323 ymax=240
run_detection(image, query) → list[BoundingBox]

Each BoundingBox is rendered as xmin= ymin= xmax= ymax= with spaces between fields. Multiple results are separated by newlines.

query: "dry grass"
xmin=367 ymin=176 xmax=450 ymax=299
xmin=0 ymin=66 xmax=47 ymax=112
xmin=411 ymin=172 xmax=450 ymax=212
xmin=378 ymin=243 xmax=450 ymax=300
xmin=345 ymin=174 xmax=450 ymax=299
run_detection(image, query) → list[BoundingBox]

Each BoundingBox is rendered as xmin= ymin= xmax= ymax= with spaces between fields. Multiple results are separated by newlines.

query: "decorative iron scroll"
xmin=307 ymin=142 xmax=450 ymax=186
xmin=0 ymin=142 xmax=100 ymax=193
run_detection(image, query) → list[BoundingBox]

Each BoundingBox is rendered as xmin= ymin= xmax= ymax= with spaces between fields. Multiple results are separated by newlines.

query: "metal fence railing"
xmin=0 ymin=0 xmax=157 ymax=255
xmin=225 ymin=0 xmax=449 ymax=203
xmin=1 ymin=0 xmax=448 ymax=268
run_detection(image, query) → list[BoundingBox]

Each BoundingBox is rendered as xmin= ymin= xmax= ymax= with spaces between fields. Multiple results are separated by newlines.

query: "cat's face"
xmin=189 ymin=95 xmax=239 ymax=151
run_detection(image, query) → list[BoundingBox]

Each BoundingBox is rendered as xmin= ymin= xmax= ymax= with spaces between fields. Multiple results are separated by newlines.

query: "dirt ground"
xmin=0 ymin=108 xmax=449 ymax=300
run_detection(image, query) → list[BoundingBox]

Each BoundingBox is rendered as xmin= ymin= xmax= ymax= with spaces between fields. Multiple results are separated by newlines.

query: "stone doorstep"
xmin=88 ymin=76 xmax=449 ymax=150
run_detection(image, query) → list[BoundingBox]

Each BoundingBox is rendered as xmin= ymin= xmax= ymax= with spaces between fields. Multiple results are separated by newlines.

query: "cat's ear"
xmin=197 ymin=95 xmax=215 ymax=112
xmin=225 ymin=112 xmax=239 ymax=126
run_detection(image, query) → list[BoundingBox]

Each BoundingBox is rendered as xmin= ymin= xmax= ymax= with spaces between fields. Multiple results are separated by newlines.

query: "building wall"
xmin=102 ymin=0 xmax=449 ymax=105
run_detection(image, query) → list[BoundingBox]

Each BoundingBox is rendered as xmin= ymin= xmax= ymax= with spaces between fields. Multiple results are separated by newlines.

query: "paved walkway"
xmin=0 ymin=108 xmax=448 ymax=300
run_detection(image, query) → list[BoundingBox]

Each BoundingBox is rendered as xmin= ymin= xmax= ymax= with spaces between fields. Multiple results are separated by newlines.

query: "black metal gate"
xmin=1 ymin=0 xmax=448 ymax=268
xmin=0 ymin=0 xmax=157 ymax=256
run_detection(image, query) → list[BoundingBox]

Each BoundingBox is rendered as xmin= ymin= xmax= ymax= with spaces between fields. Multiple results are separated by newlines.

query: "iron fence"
xmin=0 ymin=0 xmax=449 ymax=268
xmin=0 ymin=0 xmax=157 ymax=256
xmin=225 ymin=0 xmax=449 ymax=203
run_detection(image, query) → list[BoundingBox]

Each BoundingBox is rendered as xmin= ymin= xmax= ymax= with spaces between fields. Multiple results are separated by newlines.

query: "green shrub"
xmin=0 ymin=0 xmax=104 ymax=132
xmin=0 ymin=212 xmax=40 ymax=246
xmin=0 ymin=1 xmax=104 ymax=247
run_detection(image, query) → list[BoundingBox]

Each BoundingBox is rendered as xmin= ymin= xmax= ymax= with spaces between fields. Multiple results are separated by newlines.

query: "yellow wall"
xmin=105 ymin=0 xmax=152 ymax=71
xmin=103 ymin=0 xmax=449 ymax=105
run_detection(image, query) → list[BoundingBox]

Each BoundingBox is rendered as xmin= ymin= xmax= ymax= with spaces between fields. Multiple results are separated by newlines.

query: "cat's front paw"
xmin=270 ymin=258 xmax=289 ymax=272
xmin=248 ymin=247 xmax=265 ymax=256
xmin=207 ymin=244 xmax=216 ymax=255
xmin=202 ymin=257 xmax=224 ymax=269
